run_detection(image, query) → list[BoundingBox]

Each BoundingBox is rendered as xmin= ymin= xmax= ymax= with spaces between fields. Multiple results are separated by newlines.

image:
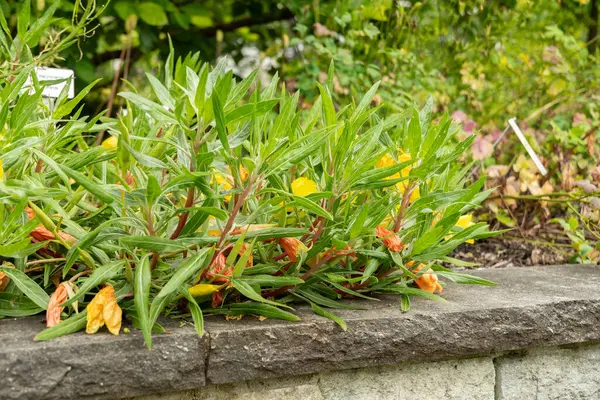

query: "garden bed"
xmin=450 ymin=237 xmax=569 ymax=268
xmin=3 ymin=264 xmax=600 ymax=400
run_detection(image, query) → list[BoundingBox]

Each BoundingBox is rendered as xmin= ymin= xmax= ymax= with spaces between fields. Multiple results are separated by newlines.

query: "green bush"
xmin=0 ymin=52 xmax=498 ymax=346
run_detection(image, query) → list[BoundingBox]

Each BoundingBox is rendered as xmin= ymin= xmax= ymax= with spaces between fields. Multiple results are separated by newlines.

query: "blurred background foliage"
xmin=2 ymin=0 xmax=597 ymax=123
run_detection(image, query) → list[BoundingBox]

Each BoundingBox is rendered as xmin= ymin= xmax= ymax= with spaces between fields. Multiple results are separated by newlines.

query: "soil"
xmin=448 ymin=237 xmax=570 ymax=269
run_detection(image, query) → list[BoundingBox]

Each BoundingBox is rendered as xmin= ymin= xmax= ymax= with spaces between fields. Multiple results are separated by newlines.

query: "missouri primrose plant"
xmin=0 ymin=55 xmax=498 ymax=348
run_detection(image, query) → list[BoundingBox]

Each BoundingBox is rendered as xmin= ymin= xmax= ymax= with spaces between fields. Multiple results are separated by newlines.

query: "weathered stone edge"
xmin=2 ymin=264 xmax=600 ymax=399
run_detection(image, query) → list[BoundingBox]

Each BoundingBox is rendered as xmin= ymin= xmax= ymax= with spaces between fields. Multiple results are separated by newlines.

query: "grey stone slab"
xmin=318 ymin=357 xmax=495 ymax=400
xmin=496 ymin=344 xmax=600 ymax=400
xmin=2 ymin=264 xmax=600 ymax=400
xmin=1 ymin=317 xmax=208 ymax=400
xmin=205 ymin=264 xmax=600 ymax=384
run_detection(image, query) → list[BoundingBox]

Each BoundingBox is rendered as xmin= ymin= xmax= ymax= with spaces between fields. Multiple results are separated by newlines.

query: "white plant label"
xmin=508 ymin=117 xmax=547 ymax=176
xmin=25 ymin=67 xmax=75 ymax=99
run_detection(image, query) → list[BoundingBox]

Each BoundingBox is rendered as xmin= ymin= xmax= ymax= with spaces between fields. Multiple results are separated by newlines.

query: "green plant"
xmin=0 ymin=51 xmax=498 ymax=347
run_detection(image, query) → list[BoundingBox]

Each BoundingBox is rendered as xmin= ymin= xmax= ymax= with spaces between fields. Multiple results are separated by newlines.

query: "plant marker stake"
xmin=508 ymin=117 xmax=547 ymax=176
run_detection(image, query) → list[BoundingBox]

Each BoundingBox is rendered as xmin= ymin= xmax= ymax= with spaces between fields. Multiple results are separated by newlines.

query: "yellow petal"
xmin=101 ymin=136 xmax=118 ymax=150
xmin=398 ymin=153 xmax=413 ymax=177
xmin=291 ymin=177 xmax=318 ymax=197
xmin=0 ymin=159 xmax=4 ymax=181
xmin=86 ymin=301 xmax=105 ymax=334
xmin=86 ymin=285 xmax=122 ymax=335
xmin=376 ymin=154 xmax=395 ymax=168
xmin=103 ymin=297 xmax=122 ymax=335
xmin=456 ymin=214 xmax=474 ymax=229
xmin=188 ymin=283 xmax=221 ymax=297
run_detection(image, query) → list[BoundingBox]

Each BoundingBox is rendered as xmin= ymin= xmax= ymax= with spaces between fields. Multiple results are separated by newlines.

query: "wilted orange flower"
xmin=414 ymin=264 xmax=443 ymax=294
xmin=206 ymin=253 xmax=230 ymax=283
xmin=212 ymin=290 xmax=224 ymax=308
xmin=239 ymin=243 xmax=254 ymax=268
xmin=375 ymin=226 xmax=404 ymax=252
xmin=25 ymin=207 xmax=76 ymax=245
xmin=279 ymin=237 xmax=307 ymax=262
xmin=0 ymin=271 xmax=9 ymax=292
xmin=30 ymin=225 xmax=56 ymax=242
xmin=46 ymin=284 xmax=68 ymax=327
xmin=86 ymin=285 xmax=122 ymax=335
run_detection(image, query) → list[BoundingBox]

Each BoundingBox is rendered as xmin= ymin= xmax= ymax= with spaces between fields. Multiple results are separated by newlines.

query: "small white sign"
xmin=508 ymin=117 xmax=547 ymax=176
xmin=25 ymin=67 xmax=75 ymax=99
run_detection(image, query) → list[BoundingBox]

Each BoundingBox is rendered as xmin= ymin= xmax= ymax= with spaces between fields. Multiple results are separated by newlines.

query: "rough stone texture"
xmin=496 ymin=345 xmax=600 ymax=399
xmin=318 ymin=357 xmax=495 ymax=400
xmin=1 ymin=317 xmax=208 ymax=400
xmin=206 ymin=264 xmax=600 ymax=384
xmin=132 ymin=375 xmax=323 ymax=400
xmin=3 ymin=264 xmax=600 ymax=399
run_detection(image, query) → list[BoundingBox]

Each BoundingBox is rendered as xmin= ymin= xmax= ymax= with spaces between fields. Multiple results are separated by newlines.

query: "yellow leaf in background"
xmin=188 ymin=283 xmax=221 ymax=297
xmin=86 ymin=285 xmax=122 ymax=335
xmin=101 ymin=136 xmax=118 ymax=150
xmin=291 ymin=177 xmax=318 ymax=197
xmin=547 ymin=79 xmax=567 ymax=96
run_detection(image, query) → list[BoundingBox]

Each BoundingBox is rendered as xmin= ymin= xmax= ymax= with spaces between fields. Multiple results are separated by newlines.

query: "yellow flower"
xmin=0 ymin=159 xmax=4 ymax=181
xmin=455 ymin=214 xmax=475 ymax=244
xmin=214 ymin=172 xmax=233 ymax=201
xmin=239 ymin=165 xmax=249 ymax=182
xmin=188 ymin=283 xmax=221 ymax=297
xmin=376 ymin=152 xmax=416 ymax=197
xmin=101 ymin=136 xmax=118 ymax=150
xmin=291 ymin=177 xmax=318 ymax=197
xmin=86 ymin=285 xmax=122 ymax=335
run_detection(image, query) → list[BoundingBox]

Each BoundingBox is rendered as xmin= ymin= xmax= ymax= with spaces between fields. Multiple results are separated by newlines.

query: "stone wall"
xmin=136 ymin=344 xmax=600 ymax=400
xmin=4 ymin=264 xmax=600 ymax=400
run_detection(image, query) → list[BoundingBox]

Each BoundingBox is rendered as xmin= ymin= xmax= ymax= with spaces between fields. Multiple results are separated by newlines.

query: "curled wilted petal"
xmin=279 ymin=237 xmax=302 ymax=262
xmin=375 ymin=226 xmax=404 ymax=252
xmin=0 ymin=271 xmax=9 ymax=292
xmin=30 ymin=225 xmax=56 ymax=242
xmin=414 ymin=264 xmax=443 ymax=294
xmin=212 ymin=291 xmax=224 ymax=308
xmin=46 ymin=284 xmax=68 ymax=328
xmin=86 ymin=285 xmax=122 ymax=335
xmin=189 ymin=283 xmax=221 ymax=297
xmin=206 ymin=253 xmax=230 ymax=283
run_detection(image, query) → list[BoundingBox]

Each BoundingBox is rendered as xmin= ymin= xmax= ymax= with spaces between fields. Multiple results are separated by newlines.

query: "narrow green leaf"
xmin=34 ymin=310 xmax=87 ymax=341
xmin=61 ymin=164 xmax=115 ymax=204
xmin=180 ymin=286 xmax=205 ymax=337
xmin=0 ymin=267 xmax=49 ymax=309
xmin=212 ymin=93 xmax=231 ymax=152
xmin=134 ymin=254 xmax=152 ymax=348
xmin=310 ymin=302 xmax=347 ymax=331
xmin=207 ymin=302 xmax=300 ymax=322
xmin=62 ymin=260 xmax=125 ymax=307
xmin=231 ymin=280 xmax=291 ymax=308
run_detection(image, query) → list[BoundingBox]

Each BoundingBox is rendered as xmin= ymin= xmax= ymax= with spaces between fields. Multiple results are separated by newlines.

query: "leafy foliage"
xmin=0 ymin=50 xmax=496 ymax=345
